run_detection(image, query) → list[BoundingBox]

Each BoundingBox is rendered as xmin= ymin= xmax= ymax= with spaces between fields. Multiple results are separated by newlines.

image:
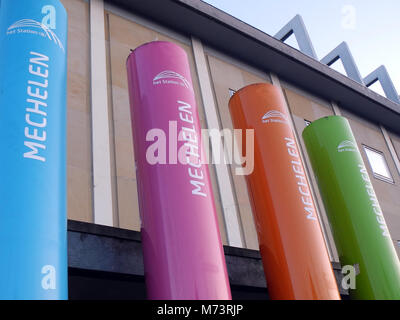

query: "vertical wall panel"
xmin=389 ymin=132 xmax=400 ymax=175
xmin=206 ymin=53 xmax=271 ymax=250
xmin=191 ymin=37 xmax=243 ymax=247
xmin=282 ymin=86 xmax=338 ymax=261
xmin=105 ymin=11 xmax=227 ymax=242
xmin=90 ymin=0 xmax=114 ymax=226
xmin=61 ymin=0 xmax=93 ymax=223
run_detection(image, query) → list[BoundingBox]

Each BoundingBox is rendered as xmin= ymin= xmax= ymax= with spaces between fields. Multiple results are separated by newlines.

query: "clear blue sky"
xmin=203 ymin=0 xmax=400 ymax=96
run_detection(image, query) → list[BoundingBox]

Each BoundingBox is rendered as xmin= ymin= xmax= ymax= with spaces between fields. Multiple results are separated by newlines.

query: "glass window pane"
xmin=363 ymin=146 xmax=393 ymax=182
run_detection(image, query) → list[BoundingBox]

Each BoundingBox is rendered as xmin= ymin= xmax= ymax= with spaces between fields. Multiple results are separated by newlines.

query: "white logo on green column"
xmin=337 ymin=140 xmax=357 ymax=152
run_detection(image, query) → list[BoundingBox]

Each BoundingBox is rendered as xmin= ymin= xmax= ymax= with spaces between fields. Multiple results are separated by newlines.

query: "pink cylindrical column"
xmin=126 ymin=41 xmax=231 ymax=300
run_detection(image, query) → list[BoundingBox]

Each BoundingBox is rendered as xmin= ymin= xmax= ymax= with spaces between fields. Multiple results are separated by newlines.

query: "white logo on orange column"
xmin=262 ymin=110 xmax=288 ymax=124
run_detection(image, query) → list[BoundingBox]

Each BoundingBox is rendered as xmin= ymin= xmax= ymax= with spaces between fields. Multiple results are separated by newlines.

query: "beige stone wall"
xmin=61 ymin=2 xmax=400 ymax=256
xmin=388 ymin=132 xmax=400 ymax=253
xmin=206 ymin=52 xmax=271 ymax=250
xmin=61 ymin=0 xmax=93 ymax=223
xmin=105 ymin=11 xmax=227 ymax=243
xmin=282 ymin=86 xmax=339 ymax=261
xmin=342 ymin=110 xmax=400 ymax=255
xmin=390 ymin=132 xmax=400 ymax=167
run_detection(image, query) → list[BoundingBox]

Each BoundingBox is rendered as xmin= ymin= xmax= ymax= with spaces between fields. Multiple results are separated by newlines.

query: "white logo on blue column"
xmin=7 ymin=19 xmax=64 ymax=51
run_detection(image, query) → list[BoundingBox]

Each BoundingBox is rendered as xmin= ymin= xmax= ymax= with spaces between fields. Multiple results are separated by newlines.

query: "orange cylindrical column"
xmin=229 ymin=83 xmax=340 ymax=300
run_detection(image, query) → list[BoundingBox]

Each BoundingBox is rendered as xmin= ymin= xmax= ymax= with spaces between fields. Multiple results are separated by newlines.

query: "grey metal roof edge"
xmin=106 ymin=0 xmax=400 ymax=134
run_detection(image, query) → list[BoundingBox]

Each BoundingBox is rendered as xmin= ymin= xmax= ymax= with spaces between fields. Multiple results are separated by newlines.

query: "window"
xmin=363 ymin=145 xmax=394 ymax=183
xmin=229 ymin=88 xmax=236 ymax=98
xmin=304 ymin=119 xmax=312 ymax=126
xmin=398 ymin=240 xmax=400 ymax=248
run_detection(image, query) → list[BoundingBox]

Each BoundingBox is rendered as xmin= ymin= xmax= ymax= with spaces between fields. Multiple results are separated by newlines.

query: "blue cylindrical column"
xmin=0 ymin=0 xmax=68 ymax=300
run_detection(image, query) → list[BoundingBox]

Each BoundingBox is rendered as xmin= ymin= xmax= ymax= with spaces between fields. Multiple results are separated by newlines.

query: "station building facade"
xmin=61 ymin=0 xmax=400 ymax=299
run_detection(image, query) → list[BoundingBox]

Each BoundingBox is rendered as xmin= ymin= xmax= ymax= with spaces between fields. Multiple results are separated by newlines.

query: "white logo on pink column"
xmin=153 ymin=70 xmax=192 ymax=90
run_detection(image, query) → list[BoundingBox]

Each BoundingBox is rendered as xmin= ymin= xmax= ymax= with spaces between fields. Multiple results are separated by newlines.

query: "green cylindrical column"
xmin=302 ymin=116 xmax=400 ymax=300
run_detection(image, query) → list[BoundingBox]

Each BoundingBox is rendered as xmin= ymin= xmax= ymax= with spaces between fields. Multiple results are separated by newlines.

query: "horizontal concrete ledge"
xmin=105 ymin=0 xmax=400 ymax=135
xmin=68 ymin=220 xmax=348 ymax=295
xmin=68 ymin=219 xmax=142 ymax=242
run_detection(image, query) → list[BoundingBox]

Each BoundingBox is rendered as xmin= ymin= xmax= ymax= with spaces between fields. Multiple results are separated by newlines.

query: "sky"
xmin=202 ymin=0 xmax=400 ymax=97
